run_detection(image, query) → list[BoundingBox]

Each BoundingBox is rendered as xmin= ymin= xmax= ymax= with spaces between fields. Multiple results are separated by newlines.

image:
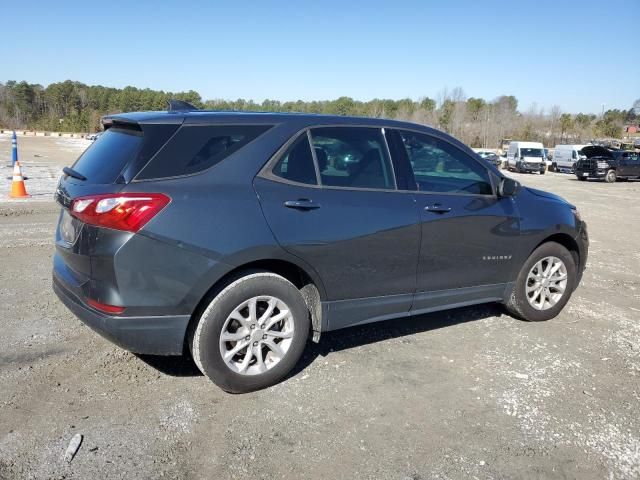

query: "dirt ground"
xmin=0 ymin=136 xmax=638 ymax=480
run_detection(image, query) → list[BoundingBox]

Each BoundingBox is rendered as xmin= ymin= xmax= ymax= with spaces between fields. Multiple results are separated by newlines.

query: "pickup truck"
xmin=574 ymin=146 xmax=640 ymax=183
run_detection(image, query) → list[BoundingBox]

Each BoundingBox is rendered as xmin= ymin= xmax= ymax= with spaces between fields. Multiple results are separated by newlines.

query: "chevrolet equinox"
xmin=53 ymin=101 xmax=588 ymax=393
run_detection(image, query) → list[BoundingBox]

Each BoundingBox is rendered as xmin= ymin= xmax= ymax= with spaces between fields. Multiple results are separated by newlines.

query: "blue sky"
xmin=3 ymin=0 xmax=638 ymax=113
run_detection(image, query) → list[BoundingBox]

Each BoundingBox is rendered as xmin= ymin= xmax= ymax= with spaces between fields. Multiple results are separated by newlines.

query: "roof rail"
xmin=167 ymin=99 xmax=199 ymax=111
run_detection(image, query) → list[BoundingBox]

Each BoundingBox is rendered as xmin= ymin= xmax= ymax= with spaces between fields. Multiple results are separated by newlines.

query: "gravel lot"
xmin=0 ymin=137 xmax=638 ymax=479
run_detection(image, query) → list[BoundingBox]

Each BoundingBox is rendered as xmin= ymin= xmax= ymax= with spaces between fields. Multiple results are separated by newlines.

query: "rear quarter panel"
xmin=122 ymin=122 xmax=327 ymax=312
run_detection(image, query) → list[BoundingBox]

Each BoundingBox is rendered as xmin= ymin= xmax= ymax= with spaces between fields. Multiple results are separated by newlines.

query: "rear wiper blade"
xmin=63 ymin=167 xmax=87 ymax=181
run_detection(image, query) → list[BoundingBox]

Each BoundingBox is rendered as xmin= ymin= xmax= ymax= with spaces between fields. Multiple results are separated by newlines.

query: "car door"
xmin=392 ymin=129 xmax=521 ymax=313
xmin=254 ymin=126 xmax=421 ymax=330
xmin=630 ymin=153 xmax=640 ymax=176
xmin=619 ymin=152 xmax=640 ymax=177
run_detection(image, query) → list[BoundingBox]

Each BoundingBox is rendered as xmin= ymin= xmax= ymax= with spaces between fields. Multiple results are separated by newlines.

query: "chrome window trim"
xmin=258 ymin=123 xmax=499 ymax=198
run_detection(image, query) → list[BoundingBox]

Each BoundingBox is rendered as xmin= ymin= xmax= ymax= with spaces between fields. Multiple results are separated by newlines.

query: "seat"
xmin=314 ymin=148 xmax=328 ymax=172
xmin=348 ymin=149 xmax=388 ymax=189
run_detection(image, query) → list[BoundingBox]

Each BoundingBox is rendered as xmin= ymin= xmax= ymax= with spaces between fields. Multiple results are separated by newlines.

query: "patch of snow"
xmin=0 ymin=162 xmax=62 ymax=203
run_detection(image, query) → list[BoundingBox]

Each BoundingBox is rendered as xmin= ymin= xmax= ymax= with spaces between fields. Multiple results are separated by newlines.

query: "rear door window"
xmin=272 ymin=134 xmax=318 ymax=185
xmin=309 ymin=127 xmax=396 ymax=190
xmin=71 ymin=127 xmax=143 ymax=184
xmin=137 ymin=124 xmax=272 ymax=180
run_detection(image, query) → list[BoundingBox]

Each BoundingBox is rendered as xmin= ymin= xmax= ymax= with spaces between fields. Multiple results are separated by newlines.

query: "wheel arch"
xmin=532 ymin=233 xmax=580 ymax=271
xmin=185 ymin=258 xmax=325 ymax=354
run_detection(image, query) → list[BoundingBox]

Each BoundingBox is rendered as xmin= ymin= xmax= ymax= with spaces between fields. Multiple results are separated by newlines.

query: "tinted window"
xmin=310 ymin=127 xmax=395 ymax=190
xmin=71 ymin=127 xmax=143 ymax=183
xmin=399 ymin=131 xmax=493 ymax=195
xmin=272 ymin=134 xmax=318 ymax=185
xmin=137 ymin=125 xmax=271 ymax=179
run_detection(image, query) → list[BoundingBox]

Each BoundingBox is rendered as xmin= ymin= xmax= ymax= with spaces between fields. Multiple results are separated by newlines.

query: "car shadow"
xmin=135 ymin=352 xmax=203 ymax=377
xmin=287 ymin=302 xmax=504 ymax=379
xmin=135 ymin=303 xmax=505 ymax=379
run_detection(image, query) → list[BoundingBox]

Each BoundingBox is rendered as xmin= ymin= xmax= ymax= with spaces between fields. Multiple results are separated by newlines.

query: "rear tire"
xmin=605 ymin=169 xmax=617 ymax=183
xmin=191 ymin=271 xmax=310 ymax=393
xmin=505 ymin=242 xmax=577 ymax=322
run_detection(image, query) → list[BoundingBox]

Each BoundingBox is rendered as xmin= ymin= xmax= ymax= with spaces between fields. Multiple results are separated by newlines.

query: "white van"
xmin=507 ymin=141 xmax=546 ymax=174
xmin=552 ymin=145 xmax=587 ymax=172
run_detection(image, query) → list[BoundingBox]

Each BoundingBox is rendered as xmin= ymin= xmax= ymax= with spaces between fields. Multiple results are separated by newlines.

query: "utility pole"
xmin=484 ymin=108 xmax=489 ymax=149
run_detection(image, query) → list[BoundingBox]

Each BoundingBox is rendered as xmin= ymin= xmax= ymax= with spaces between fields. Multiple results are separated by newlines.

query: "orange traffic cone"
xmin=10 ymin=161 xmax=29 ymax=198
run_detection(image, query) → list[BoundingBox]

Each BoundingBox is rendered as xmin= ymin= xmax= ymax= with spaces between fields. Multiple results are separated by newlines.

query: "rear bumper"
xmin=53 ymin=273 xmax=190 ymax=355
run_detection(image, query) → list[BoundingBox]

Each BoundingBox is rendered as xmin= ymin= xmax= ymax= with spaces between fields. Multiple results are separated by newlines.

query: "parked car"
xmin=506 ymin=141 xmax=546 ymax=174
xmin=86 ymin=132 xmax=102 ymax=141
xmin=552 ymin=144 xmax=588 ymax=173
xmin=476 ymin=151 xmax=502 ymax=168
xmin=575 ymin=146 xmax=640 ymax=182
xmin=53 ymin=104 xmax=588 ymax=393
xmin=499 ymin=151 xmax=508 ymax=167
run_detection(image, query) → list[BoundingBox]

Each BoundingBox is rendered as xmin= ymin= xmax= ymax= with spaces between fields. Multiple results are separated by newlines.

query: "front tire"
xmin=191 ymin=271 xmax=310 ymax=393
xmin=505 ymin=242 xmax=577 ymax=322
xmin=605 ymin=169 xmax=617 ymax=183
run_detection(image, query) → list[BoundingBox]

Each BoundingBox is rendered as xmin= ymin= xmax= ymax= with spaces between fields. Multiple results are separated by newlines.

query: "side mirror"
xmin=498 ymin=177 xmax=519 ymax=197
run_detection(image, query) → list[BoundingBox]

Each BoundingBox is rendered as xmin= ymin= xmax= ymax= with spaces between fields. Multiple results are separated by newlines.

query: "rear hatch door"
xmin=54 ymin=119 xmax=181 ymax=298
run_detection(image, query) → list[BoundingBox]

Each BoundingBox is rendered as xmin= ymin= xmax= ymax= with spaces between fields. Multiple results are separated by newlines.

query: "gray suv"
xmin=53 ymin=103 xmax=588 ymax=393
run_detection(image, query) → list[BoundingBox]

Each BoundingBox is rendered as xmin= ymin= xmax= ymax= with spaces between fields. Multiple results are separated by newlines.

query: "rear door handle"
xmin=284 ymin=199 xmax=321 ymax=210
xmin=424 ymin=204 xmax=452 ymax=214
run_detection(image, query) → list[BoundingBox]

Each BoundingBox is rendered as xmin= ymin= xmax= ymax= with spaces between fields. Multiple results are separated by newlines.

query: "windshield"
xmin=519 ymin=148 xmax=543 ymax=158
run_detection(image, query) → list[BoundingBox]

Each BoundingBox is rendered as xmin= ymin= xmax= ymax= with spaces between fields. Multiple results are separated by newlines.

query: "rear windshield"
xmin=71 ymin=128 xmax=143 ymax=183
xmin=136 ymin=124 xmax=272 ymax=180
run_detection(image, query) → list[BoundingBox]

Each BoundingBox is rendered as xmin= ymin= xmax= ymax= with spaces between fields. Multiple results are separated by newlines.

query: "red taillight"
xmin=70 ymin=193 xmax=170 ymax=232
xmin=86 ymin=298 xmax=125 ymax=314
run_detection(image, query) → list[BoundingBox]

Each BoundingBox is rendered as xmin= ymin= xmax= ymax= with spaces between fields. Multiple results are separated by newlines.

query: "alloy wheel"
xmin=219 ymin=296 xmax=295 ymax=375
xmin=525 ymin=256 xmax=568 ymax=311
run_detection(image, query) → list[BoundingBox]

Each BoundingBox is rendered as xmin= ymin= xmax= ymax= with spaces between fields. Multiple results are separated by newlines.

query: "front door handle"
xmin=424 ymin=204 xmax=452 ymax=214
xmin=284 ymin=199 xmax=321 ymax=210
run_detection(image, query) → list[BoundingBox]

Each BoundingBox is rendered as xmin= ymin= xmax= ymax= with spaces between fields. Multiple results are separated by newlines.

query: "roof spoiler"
xmin=167 ymin=99 xmax=199 ymax=111
xmin=101 ymin=117 xmax=142 ymax=131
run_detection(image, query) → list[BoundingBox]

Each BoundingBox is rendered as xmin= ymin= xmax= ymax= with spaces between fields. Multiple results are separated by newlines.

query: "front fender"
xmin=512 ymin=187 xmax=581 ymax=270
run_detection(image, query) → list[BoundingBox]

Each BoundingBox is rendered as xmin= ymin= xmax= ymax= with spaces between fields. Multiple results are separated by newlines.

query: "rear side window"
xmin=137 ymin=125 xmax=272 ymax=180
xmin=71 ymin=128 xmax=143 ymax=184
xmin=272 ymin=134 xmax=318 ymax=185
xmin=310 ymin=127 xmax=395 ymax=190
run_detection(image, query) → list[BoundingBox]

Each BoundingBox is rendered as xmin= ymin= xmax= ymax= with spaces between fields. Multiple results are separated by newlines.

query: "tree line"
xmin=1 ymin=80 xmax=637 ymax=148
